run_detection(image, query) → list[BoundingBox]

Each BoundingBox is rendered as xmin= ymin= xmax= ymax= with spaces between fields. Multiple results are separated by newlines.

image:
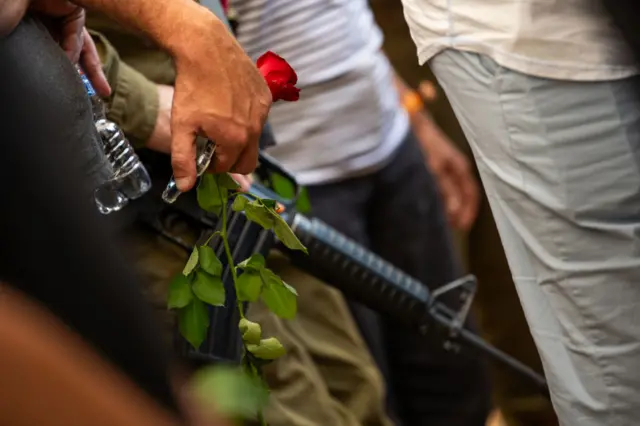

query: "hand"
xmin=79 ymin=27 xmax=111 ymax=97
xmin=29 ymin=1 xmax=110 ymax=96
xmin=229 ymin=173 xmax=253 ymax=192
xmin=166 ymin=7 xmax=272 ymax=192
xmin=147 ymin=87 xmax=256 ymax=195
xmin=413 ymin=114 xmax=480 ymax=232
xmin=0 ymin=0 xmax=30 ymax=37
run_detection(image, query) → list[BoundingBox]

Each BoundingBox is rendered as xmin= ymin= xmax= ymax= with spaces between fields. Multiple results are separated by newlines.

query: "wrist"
xmin=161 ymin=1 xmax=224 ymax=60
xmin=401 ymin=90 xmax=424 ymax=117
xmin=402 ymin=94 xmax=438 ymax=141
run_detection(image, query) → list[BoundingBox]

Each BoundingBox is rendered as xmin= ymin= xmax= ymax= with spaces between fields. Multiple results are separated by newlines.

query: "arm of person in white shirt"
xmin=393 ymin=72 xmax=480 ymax=232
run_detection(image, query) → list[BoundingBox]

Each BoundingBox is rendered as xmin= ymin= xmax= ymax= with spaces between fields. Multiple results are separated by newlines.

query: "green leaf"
xmin=260 ymin=199 xmax=278 ymax=210
xmin=218 ymin=173 xmax=241 ymax=190
xmin=236 ymin=271 xmax=262 ymax=302
xmin=237 ymin=253 xmax=266 ymax=271
xmin=270 ymin=172 xmax=295 ymax=198
xmin=167 ymin=273 xmax=193 ymax=309
xmin=272 ymin=214 xmax=308 ymax=254
xmin=232 ymin=195 xmax=248 ymax=212
xmin=246 ymin=337 xmax=286 ymax=360
xmin=295 ymin=187 xmax=312 ymax=214
xmin=260 ymin=269 xmax=297 ymax=319
xmin=193 ymin=270 xmax=226 ymax=306
xmin=179 ymin=298 xmax=209 ymax=349
xmin=197 ymin=173 xmax=226 ymax=213
xmin=239 ymin=318 xmax=262 ymax=344
xmin=183 ymin=247 xmax=199 ymax=276
xmin=283 ymin=282 xmax=299 ymax=296
xmin=191 ymin=365 xmax=269 ymax=420
xmin=198 ymin=245 xmax=222 ymax=276
xmin=244 ymin=200 xmax=275 ymax=230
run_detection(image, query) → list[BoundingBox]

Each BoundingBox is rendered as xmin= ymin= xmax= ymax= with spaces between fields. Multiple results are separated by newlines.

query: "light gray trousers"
xmin=431 ymin=49 xmax=640 ymax=426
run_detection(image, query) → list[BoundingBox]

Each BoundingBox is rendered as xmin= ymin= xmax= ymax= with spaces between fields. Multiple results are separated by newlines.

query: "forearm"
xmin=0 ymin=0 xmax=30 ymax=37
xmin=71 ymin=0 xmax=220 ymax=57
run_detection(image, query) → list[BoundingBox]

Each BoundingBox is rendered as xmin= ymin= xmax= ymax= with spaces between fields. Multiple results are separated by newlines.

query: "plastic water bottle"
xmin=77 ymin=66 xmax=152 ymax=214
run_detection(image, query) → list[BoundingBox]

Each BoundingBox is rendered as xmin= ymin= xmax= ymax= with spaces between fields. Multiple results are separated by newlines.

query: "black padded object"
xmin=0 ymin=17 xmax=180 ymax=415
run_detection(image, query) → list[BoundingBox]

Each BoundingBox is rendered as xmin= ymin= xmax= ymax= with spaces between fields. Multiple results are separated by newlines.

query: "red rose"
xmin=220 ymin=0 xmax=228 ymax=13
xmin=256 ymin=51 xmax=300 ymax=102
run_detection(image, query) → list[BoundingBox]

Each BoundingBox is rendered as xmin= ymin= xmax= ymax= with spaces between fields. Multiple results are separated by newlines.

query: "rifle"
xmin=137 ymin=148 xmax=550 ymax=398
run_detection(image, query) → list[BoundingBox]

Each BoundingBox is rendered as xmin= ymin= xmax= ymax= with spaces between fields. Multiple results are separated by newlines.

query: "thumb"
xmin=171 ymin=125 xmax=197 ymax=192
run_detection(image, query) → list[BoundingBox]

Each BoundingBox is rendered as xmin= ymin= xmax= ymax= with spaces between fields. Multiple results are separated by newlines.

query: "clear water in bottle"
xmin=76 ymin=66 xmax=152 ymax=214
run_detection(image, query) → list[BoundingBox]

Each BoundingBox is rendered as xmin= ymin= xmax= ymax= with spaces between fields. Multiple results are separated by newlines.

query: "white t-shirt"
xmin=233 ymin=0 xmax=409 ymax=185
xmin=399 ymin=0 xmax=638 ymax=81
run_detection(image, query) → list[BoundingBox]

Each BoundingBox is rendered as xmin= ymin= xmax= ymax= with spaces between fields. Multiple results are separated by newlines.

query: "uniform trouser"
xmin=431 ymin=48 xmax=640 ymax=426
xmin=123 ymin=221 xmax=394 ymax=426
xmin=410 ymin=65 xmax=555 ymax=425
xmin=467 ymin=195 xmax=557 ymax=426
xmin=304 ymin=132 xmax=491 ymax=426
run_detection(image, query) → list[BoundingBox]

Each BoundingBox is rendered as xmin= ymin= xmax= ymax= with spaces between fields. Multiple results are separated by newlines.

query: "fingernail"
xmin=176 ymin=177 xmax=191 ymax=191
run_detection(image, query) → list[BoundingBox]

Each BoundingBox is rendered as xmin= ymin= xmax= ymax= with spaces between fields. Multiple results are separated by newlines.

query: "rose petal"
xmin=257 ymin=51 xmax=300 ymax=102
xmin=257 ymin=51 xmax=298 ymax=84
xmin=278 ymin=84 xmax=300 ymax=102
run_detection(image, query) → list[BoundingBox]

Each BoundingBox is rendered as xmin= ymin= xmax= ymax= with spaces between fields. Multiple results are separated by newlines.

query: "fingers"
xmin=451 ymin=158 xmax=480 ymax=231
xmin=230 ymin=97 xmax=263 ymax=174
xmin=209 ymin=143 xmax=243 ymax=174
xmin=80 ymin=29 xmax=111 ymax=97
xmin=231 ymin=135 xmax=259 ymax=174
xmin=228 ymin=173 xmax=254 ymax=192
xmin=458 ymin=181 xmax=480 ymax=231
xmin=207 ymin=116 xmax=261 ymax=175
xmin=170 ymin=126 xmax=198 ymax=192
xmin=436 ymin=168 xmax=462 ymax=228
xmin=58 ymin=7 xmax=84 ymax=64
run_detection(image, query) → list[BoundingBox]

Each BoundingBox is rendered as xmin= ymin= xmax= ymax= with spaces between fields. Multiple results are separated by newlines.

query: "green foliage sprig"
xmin=167 ymin=172 xmax=307 ymax=424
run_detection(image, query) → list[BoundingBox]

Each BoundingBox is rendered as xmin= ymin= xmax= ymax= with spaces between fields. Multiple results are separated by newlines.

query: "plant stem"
xmin=220 ymin=197 xmax=246 ymax=319
xmin=204 ymin=230 xmax=220 ymax=246
xmin=258 ymin=411 xmax=267 ymax=426
xmin=218 ymin=183 xmax=268 ymax=425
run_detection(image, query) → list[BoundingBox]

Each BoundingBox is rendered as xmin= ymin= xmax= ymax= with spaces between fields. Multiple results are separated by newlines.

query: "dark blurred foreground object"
xmin=0 ymin=16 xmax=179 ymax=414
xmin=0 ymin=287 xmax=183 ymax=426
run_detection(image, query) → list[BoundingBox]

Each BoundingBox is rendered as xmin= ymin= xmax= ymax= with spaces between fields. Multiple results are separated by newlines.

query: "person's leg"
xmin=124 ymin=216 xmax=392 ymax=426
xmin=305 ymin=176 xmax=402 ymax=425
xmin=367 ymin=133 xmax=491 ymax=426
xmin=431 ymin=49 xmax=640 ymax=426
xmin=121 ymin=217 xmax=200 ymax=347
xmin=423 ymin=71 xmax=556 ymax=425
xmin=469 ymin=195 xmax=557 ymax=426
xmin=247 ymin=252 xmax=394 ymax=426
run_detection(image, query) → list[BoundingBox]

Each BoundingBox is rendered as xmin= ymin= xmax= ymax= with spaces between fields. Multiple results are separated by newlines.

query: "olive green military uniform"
xmin=86 ymin=13 xmax=393 ymax=426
